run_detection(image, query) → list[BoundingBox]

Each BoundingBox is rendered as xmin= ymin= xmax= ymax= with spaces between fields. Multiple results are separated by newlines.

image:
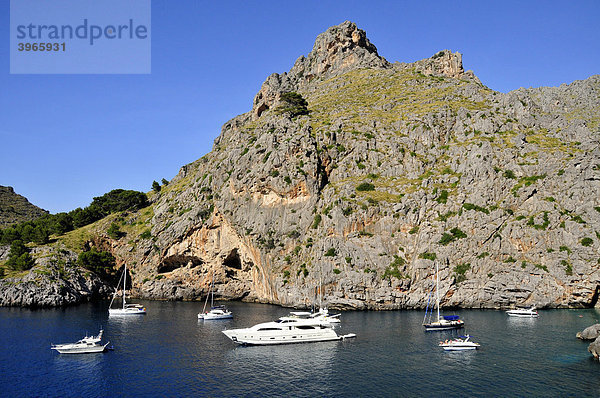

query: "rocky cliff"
xmin=0 ymin=246 xmax=111 ymax=307
xmin=0 ymin=186 xmax=48 ymax=227
xmin=4 ymin=21 xmax=599 ymax=310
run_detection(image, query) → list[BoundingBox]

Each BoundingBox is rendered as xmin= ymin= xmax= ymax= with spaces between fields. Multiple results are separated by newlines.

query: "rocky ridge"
xmin=0 ymin=186 xmax=48 ymax=227
xmin=2 ymin=21 xmax=599 ymax=310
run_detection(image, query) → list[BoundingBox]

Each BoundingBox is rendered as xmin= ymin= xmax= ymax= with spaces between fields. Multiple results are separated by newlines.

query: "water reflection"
xmin=225 ymin=341 xmax=339 ymax=397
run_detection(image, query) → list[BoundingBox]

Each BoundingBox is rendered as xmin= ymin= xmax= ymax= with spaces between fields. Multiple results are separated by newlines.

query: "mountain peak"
xmin=291 ymin=21 xmax=389 ymax=81
xmin=413 ymin=49 xmax=480 ymax=83
xmin=0 ymin=185 xmax=48 ymax=227
xmin=252 ymin=21 xmax=389 ymax=119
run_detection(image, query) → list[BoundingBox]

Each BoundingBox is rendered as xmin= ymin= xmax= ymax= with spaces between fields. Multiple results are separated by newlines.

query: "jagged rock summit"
xmin=291 ymin=21 xmax=390 ymax=82
xmin=252 ymin=21 xmax=478 ymax=120
xmin=253 ymin=21 xmax=391 ymax=119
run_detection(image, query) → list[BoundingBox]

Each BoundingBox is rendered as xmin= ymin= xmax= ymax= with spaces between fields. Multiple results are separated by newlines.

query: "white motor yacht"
xmin=51 ymin=329 xmax=110 ymax=354
xmin=506 ymin=306 xmax=538 ymax=317
xmin=439 ymin=335 xmax=480 ymax=351
xmin=222 ymin=318 xmax=355 ymax=345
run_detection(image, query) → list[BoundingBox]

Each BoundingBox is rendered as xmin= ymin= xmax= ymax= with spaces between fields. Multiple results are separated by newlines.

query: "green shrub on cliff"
xmin=438 ymin=228 xmax=467 ymax=245
xmin=77 ymin=248 xmax=115 ymax=277
xmin=383 ymin=255 xmax=406 ymax=280
xmin=581 ymin=237 xmax=593 ymax=247
xmin=356 ymin=182 xmax=375 ymax=191
xmin=275 ymin=92 xmax=309 ymax=118
xmin=6 ymin=239 xmax=35 ymax=271
xmin=453 ymin=263 xmax=470 ymax=283
xmin=419 ymin=252 xmax=437 ymax=261
xmin=107 ymin=223 xmax=124 ymax=239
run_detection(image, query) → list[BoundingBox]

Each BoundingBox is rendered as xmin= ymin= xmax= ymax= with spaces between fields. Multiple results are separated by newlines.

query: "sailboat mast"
xmin=435 ymin=262 xmax=440 ymax=321
xmin=123 ymin=264 xmax=127 ymax=309
xmin=211 ymin=269 xmax=214 ymax=308
xmin=319 ymin=275 xmax=322 ymax=310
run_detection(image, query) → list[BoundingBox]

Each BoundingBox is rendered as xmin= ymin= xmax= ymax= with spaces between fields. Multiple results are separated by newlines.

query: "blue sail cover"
xmin=443 ymin=315 xmax=460 ymax=321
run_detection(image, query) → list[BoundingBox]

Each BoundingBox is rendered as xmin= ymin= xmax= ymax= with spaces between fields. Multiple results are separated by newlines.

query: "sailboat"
xmin=198 ymin=270 xmax=232 ymax=320
xmin=423 ymin=262 xmax=464 ymax=331
xmin=108 ymin=263 xmax=146 ymax=316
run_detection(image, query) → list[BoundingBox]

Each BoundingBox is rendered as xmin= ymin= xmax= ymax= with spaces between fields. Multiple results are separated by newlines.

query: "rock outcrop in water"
xmin=2 ymin=21 xmax=599 ymax=310
xmin=577 ymin=324 xmax=600 ymax=340
xmin=589 ymin=336 xmax=600 ymax=360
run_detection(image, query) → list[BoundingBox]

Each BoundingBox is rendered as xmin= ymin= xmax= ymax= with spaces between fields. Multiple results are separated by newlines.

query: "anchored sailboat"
xmin=423 ymin=262 xmax=464 ymax=331
xmin=198 ymin=270 xmax=232 ymax=320
xmin=108 ymin=263 xmax=146 ymax=316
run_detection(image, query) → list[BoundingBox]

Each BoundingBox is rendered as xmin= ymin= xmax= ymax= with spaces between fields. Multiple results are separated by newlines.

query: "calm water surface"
xmin=1 ymin=301 xmax=600 ymax=397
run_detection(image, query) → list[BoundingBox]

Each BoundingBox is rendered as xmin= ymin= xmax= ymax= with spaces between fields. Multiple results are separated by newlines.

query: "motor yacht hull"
xmin=222 ymin=328 xmax=342 ymax=345
xmin=506 ymin=310 xmax=538 ymax=318
xmin=51 ymin=343 xmax=109 ymax=354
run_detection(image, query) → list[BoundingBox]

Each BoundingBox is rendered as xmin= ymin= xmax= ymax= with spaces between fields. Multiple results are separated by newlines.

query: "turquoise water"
xmin=1 ymin=301 xmax=600 ymax=397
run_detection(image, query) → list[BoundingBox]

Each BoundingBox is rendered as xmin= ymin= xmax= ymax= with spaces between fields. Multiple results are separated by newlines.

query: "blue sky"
xmin=1 ymin=0 xmax=599 ymax=214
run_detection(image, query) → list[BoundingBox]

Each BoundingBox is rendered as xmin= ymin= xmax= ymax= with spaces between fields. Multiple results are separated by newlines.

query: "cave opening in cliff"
xmin=590 ymin=285 xmax=600 ymax=308
xmin=223 ymin=249 xmax=242 ymax=270
xmin=158 ymin=255 xmax=203 ymax=274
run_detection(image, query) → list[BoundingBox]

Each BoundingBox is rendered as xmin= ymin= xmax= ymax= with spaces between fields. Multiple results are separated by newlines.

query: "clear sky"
xmin=1 ymin=0 xmax=598 ymax=214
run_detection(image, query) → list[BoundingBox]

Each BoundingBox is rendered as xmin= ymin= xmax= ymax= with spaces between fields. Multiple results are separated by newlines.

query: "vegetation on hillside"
xmin=0 ymin=186 xmax=48 ymax=227
xmin=275 ymin=92 xmax=309 ymax=118
xmin=0 ymin=189 xmax=148 ymax=247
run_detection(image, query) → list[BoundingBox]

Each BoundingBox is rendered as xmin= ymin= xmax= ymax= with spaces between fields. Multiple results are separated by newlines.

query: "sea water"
xmin=1 ymin=301 xmax=600 ymax=397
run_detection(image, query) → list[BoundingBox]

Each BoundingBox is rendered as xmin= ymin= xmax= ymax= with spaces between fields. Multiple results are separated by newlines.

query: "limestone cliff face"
xmin=101 ymin=22 xmax=600 ymax=310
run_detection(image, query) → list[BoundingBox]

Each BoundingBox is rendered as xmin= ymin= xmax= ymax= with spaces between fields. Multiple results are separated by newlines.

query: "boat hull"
xmin=506 ymin=311 xmax=538 ymax=318
xmin=51 ymin=343 xmax=109 ymax=354
xmin=199 ymin=313 xmax=233 ymax=320
xmin=109 ymin=308 xmax=146 ymax=316
xmin=423 ymin=321 xmax=465 ymax=331
xmin=222 ymin=328 xmax=341 ymax=345
xmin=441 ymin=345 xmax=479 ymax=351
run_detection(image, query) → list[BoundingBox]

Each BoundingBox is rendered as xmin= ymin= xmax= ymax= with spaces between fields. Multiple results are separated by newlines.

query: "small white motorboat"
xmin=51 ymin=329 xmax=110 ymax=354
xmin=439 ymin=335 xmax=480 ymax=351
xmin=506 ymin=306 xmax=538 ymax=318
